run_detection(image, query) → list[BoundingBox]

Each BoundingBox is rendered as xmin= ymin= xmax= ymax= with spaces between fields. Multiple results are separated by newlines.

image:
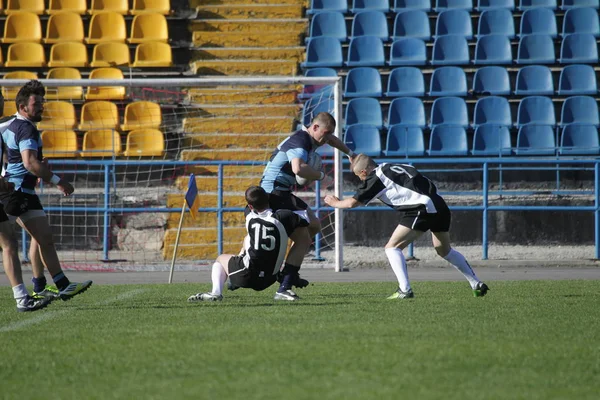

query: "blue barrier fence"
xmin=29 ymin=158 xmax=600 ymax=264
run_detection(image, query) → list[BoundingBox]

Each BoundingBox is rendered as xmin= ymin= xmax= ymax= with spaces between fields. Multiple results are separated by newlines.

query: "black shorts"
xmin=228 ymin=255 xmax=278 ymax=292
xmin=398 ymin=197 xmax=451 ymax=233
xmin=3 ymin=191 xmax=44 ymax=217
xmin=0 ymin=204 xmax=9 ymax=223
xmin=244 ymin=190 xmax=309 ymax=216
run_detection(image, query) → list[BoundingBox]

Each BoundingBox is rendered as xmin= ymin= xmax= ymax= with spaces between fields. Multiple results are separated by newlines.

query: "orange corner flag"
xmin=185 ymin=173 xmax=199 ymax=219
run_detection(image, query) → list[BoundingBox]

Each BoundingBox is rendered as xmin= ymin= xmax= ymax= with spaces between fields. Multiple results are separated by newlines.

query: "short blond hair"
xmin=351 ymin=154 xmax=377 ymax=174
xmin=311 ymin=112 xmax=336 ymax=133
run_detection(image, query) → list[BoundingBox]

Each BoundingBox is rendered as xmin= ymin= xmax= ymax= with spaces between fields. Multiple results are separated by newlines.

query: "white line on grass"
xmin=0 ymin=289 xmax=147 ymax=333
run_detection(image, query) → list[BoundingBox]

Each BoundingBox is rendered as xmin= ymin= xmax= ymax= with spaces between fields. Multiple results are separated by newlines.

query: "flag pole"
xmin=168 ymin=199 xmax=187 ymax=284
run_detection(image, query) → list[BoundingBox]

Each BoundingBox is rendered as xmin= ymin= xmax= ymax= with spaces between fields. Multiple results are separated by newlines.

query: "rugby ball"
xmin=296 ymin=153 xmax=322 ymax=186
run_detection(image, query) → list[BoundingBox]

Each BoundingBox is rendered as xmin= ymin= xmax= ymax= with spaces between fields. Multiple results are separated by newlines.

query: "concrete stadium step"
xmin=175 ymin=175 xmax=260 ymax=192
xmin=192 ymin=47 xmax=305 ymax=62
xmin=183 ymin=133 xmax=288 ymax=149
xmin=190 ymin=105 xmax=301 ymax=118
xmin=166 ymin=211 xmax=246 ymax=229
xmin=186 ymin=88 xmax=299 ymax=105
xmin=163 ymin=242 xmax=241 ymax=260
xmin=191 ymin=0 xmax=306 ymax=5
xmin=192 ymin=31 xmax=303 ymax=47
xmin=196 ymin=4 xmax=304 ymax=19
xmin=190 ymin=59 xmax=298 ymax=75
xmin=183 ymin=116 xmax=295 ymax=134
xmin=167 ymin=193 xmax=248 ymax=208
xmin=181 ymin=149 xmax=271 ymax=161
xmin=183 ymin=165 xmax=266 ymax=176
xmin=190 ymin=19 xmax=306 ymax=34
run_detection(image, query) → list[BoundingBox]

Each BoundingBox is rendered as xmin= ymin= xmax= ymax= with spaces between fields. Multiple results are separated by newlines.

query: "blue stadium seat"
xmin=435 ymin=0 xmax=474 ymax=12
xmin=516 ymin=34 xmax=555 ymax=64
xmin=434 ymin=9 xmax=473 ymax=39
xmin=302 ymin=97 xmax=335 ymax=126
xmin=562 ymin=8 xmax=600 ymax=37
xmin=515 ymin=125 xmax=556 ymax=155
xmin=346 ymin=36 xmax=385 ymax=66
xmin=561 ymin=0 xmax=599 ymax=10
xmin=388 ymin=38 xmax=427 ymax=66
xmin=472 ymin=125 xmax=513 ymax=155
xmin=472 ymin=66 xmax=511 ymax=95
xmin=428 ymin=125 xmax=469 ymax=156
xmin=392 ymin=10 xmax=431 ymax=41
xmin=385 ymin=67 xmax=425 ymax=97
xmin=474 ymin=35 xmax=513 ymax=64
xmin=387 ymin=97 xmax=426 ymax=128
xmin=429 ymin=66 xmax=468 ymax=96
xmin=344 ymin=124 xmax=382 ymax=156
xmin=351 ymin=0 xmax=390 ymax=13
xmin=392 ymin=0 xmax=432 ymax=12
xmin=519 ymin=8 xmax=557 ymax=38
xmin=350 ymin=11 xmax=389 ymax=41
xmin=560 ymin=124 xmax=600 ymax=154
xmin=344 ymin=67 xmax=382 ymax=97
xmin=301 ymin=37 xmax=343 ymax=68
xmin=515 ymin=65 xmax=554 ymax=95
xmin=384 ymin=126 xmax=426 ymax=156
xmin=476 ymin=0 xmax=515 ymax=11
xmin=430 ymin=97 xmax=469 ymax=128
xmin=560 ymin=96 xmax=600 ymax=126
xmin=473 ymin=96 xmax=512 ymax=128
xmin=306 ymin=12 xmax=347 ymax=43
xmin=345 ymin=97 xmax=384 ymax=129
xmin=560 ymin=33 xmax=599 ymax=63
xmin=299 ymin=68 xmax=337 ymax=99
xmin=477 ymin=9 xmax=516 ymax=38
xmin=516 ymin=96 xmax=556 ymax=127
xmin=518 ymin=0 xmax=557 ymax=11
xmin=431 ymin=35 xmax=470 ymax=65
xmin=307 ymin=0 xmax=348 ymax=15
xmin=558 ymin=64 xmax=597 ymax=95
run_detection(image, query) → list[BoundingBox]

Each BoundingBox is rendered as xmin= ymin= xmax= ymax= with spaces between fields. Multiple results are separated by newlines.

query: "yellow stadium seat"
xmin=86 ymin=12 xmax=126 ymax=44
xmin=41 ymin=130 xmax=79 ymax=158
xmin=5 ymin=0 xmax=44 ymax=14
xmin=38 ymin=101 xmax=77 ymax=130
xmin=90 ymin=42 xmax=130 ymax=67
xmin=48 ymin=42 xmax=88 ymax=67
xmin=78 ymin=101 xmax=119 ymax=130
xmin=131 ymin=42 xmax=172 ymax=67
xmin=120 ymin=101 xmax=162 ymax=131
xmin=123 ymin=129 xmax=164 ymax=157
xmin=88 ymin=0 xmax=128 ymax=15
xmin=46 ymin=68 xmax=83 ymax=100
xmin=130 ymin=0 xmax=171 ymax=15
xmin=1 ymin=12 xmax=42 ymax=43
xmin=128 ymin=13 xmax=169 ymax=44
xmin=5 ymin=42 xmax=45 ymax=67
xmin=2 ymin=101 xmax=17 ymax=117
xmin=2 ymin=71 xmax=38 ymax=100
xmin=47 ymin=0 xmax=87 ymax=14
xmin=0 ymin=1 xmax=4 ymax=15
xmin=85 ymin=68 xmax=126 ymax=100
xmin=82 ymin=130 xmax=122 ymax=157
xmin=44 ymin=12 xmax=84 ymax=44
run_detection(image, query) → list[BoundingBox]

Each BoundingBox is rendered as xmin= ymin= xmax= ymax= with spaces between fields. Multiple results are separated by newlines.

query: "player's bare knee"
xmin=435 ymin=244 xmax=451 ymax=258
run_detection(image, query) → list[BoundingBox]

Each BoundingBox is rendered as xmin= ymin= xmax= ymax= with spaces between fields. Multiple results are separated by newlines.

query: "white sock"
xmin=385 ymin=248 xmax=411 ymax=292
xmin=443 ymin=249 xmax=480 ymax=289
xmin=12 ymin=284 xmax=28 ymax=300
xmin=211 ymin=262 xmax=227 ymax=296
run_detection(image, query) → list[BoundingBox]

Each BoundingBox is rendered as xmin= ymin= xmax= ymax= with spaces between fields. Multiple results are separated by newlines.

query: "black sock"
xmin=278 ymin=263 xmax=300 ymax=292
xmin=52 ymin=272 xmax=70 ymax=291
xmin=32 ymin=276 xmax=47 ymax=293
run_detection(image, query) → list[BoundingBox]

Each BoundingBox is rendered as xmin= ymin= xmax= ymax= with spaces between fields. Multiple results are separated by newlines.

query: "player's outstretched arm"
xmin=324 ymin=195 xmax=361 ymax=209
xmin=21 ymin=149 xmax=74 ymax=196
xmin=291 ymin=157 xmax=324 ymax=181
xmin=326 ymin=135 xmax=357 ymax=161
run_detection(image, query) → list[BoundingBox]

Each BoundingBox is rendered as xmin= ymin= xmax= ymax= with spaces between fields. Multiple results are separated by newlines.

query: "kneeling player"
xmin=188 ymin=186 xmax=311 ymax=302
xmin=324 ymin=154 xmax=489 ymax=299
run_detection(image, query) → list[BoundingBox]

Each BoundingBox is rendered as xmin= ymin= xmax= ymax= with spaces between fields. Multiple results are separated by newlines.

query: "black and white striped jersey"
xmin=241 ymin=208 xmax=309 ymax=275
xmin=353 ymin=163 xmax=440 ymax=213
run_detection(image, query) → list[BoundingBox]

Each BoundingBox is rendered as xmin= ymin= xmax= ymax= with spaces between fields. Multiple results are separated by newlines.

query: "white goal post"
xmin=1 ymin=77 xmax=345 ymax=272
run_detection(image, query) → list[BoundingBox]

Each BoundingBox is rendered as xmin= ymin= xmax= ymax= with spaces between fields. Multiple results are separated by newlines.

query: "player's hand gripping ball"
xmin=296 ymin=153 xmax=322 ymax=186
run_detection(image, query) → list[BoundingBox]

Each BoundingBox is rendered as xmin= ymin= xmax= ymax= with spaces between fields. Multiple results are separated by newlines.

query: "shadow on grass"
xmin=76 ymin=301 xmax=347 ymax=310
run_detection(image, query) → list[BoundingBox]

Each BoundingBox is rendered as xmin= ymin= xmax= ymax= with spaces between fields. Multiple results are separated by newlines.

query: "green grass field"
xmin=1 ymin=280 xmax=599 ymax=400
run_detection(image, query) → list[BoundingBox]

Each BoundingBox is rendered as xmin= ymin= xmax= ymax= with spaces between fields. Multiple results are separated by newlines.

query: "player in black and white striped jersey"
xmin=188 ymin=186 xmax=311 ymax=302
xmin=324 ymin=154 xmax=489 ymax=299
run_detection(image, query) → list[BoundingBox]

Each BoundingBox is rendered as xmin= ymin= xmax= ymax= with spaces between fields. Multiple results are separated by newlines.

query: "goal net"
xmin=1 ymin=77 xmax=344 ymax=272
